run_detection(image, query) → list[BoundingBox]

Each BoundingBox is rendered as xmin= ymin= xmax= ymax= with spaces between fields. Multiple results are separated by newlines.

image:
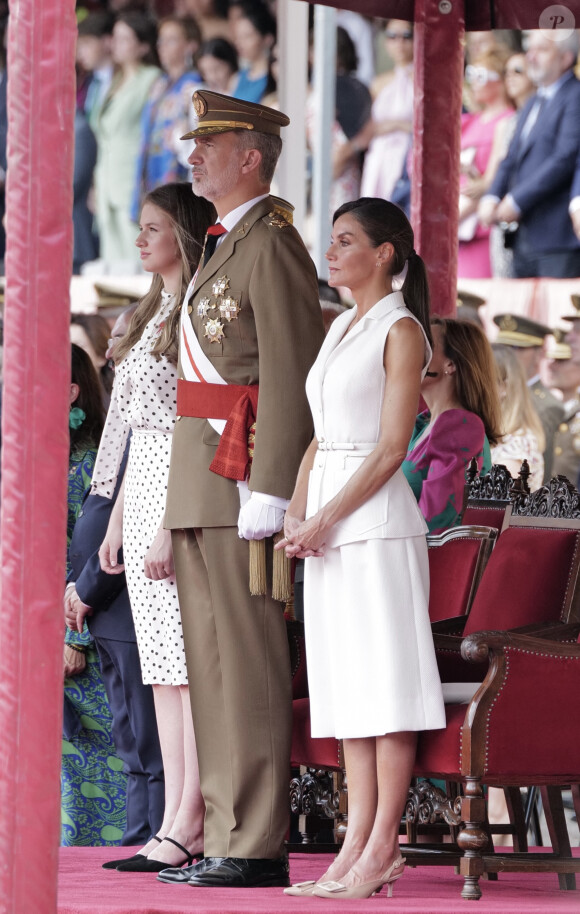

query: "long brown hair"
xmin=432 ymin=317 xmax=502 ymax=446
xmin=70 ymin=344 xmax=104 ymax=456
xmin=70 ymin=313 xmax=114 ymax=396
xmin=115 ymin=183 xmax=216 ymax=366
xmin=333 ymin=198 xmax=432 ymax=348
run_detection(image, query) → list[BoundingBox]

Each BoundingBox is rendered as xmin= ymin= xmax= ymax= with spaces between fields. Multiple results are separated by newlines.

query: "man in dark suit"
xmin=66 ymin=331 xmax=164 ymax=845
xmin=479 ymin=31 xmax=580 ymax=278
xmin=570 ymin=149 xmax=580 ymax=241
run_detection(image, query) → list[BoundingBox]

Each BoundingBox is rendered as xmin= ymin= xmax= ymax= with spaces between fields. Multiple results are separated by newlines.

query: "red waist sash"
xmin=177 ymin=378 xmax=258 ymax=419
xmin=177 ymin=378 xmax=259 ymax=481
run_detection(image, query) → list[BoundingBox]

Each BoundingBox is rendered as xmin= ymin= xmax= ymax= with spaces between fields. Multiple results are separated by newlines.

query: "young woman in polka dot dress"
xmin=92 ymin=182 xmax=216 ymax=870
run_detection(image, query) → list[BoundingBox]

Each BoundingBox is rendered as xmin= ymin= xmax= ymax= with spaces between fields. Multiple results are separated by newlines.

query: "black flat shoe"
xmin=116 ymin=838 xmax=199 ymax=872
xmin=188 ymin=856 xmax=290 ymax=888
xmin=102 ymin=836 xmax=162 ymax=869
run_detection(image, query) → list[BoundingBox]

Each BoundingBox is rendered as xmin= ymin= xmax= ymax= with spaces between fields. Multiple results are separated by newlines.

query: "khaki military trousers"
xmin=172 ymin=526 xmax=292 ymax=859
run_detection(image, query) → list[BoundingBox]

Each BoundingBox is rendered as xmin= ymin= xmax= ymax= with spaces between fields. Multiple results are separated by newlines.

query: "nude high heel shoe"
xmin=283 ymin=880 xmax=319 ymax=896
xmin=312 ymin=856 xmax=406 ymax=900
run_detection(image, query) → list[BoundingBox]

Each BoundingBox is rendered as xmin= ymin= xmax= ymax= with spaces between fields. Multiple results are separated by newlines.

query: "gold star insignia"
xmin=267 ymin=211 xmax=288 ymax=229
xmin=204 ymin=318 xmax=225 ymax=343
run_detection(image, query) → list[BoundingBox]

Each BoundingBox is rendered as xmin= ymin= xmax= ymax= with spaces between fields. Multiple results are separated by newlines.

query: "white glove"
xmin=237 ymin=491 xmax=288 ymax=540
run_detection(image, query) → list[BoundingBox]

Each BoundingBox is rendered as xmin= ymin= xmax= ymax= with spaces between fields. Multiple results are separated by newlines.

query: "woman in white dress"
xmin=279 ymin=198 xmax=446 ymax=900
xmin=93 ymin=183 xmax=216 ymax=871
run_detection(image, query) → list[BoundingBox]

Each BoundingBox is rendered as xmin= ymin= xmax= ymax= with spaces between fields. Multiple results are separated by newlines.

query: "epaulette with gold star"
xmin=266 ymin=195 xmax=294 ymax=226
xmin=265 ymin=211 xmax=290 ymax=229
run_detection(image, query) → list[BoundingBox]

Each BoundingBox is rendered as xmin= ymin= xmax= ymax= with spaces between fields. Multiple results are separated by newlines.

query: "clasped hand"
xmin=274 ymin=511 xmax=326 ymax=559
xmin=64 ymin=586 xmax=93 ymax=633
xmin=237 ymin=495 xmax=285 ymax=540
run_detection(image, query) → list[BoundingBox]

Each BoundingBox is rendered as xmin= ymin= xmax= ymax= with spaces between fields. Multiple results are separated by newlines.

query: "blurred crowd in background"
xmin=1 ymin=2 xmax=579 ymax=281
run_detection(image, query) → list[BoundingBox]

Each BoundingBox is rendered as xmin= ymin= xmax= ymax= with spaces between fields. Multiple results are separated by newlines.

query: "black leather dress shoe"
xmin=157 ymin=857 xmax=221 ymax=885
xmin=188 ymin=856 xmax=290 ymax=888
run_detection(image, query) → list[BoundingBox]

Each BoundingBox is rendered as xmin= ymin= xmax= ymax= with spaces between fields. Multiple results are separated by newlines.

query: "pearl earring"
xmin=376 ymin=261 xmax=381 ymax=268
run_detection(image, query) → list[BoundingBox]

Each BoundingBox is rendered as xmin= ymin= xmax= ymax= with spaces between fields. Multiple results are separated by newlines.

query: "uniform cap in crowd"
xmin=181 ymin=90 xmax=290 ymax=139
xmin=546 ymin=328 xmax=572 ymax=361
xmin=493 ymin=313 xmax=552 ymax=348
xmin=456 ymin=289 xmax=486 ymax=310
xmin=562 ymin=293 xmax=580 ymax=323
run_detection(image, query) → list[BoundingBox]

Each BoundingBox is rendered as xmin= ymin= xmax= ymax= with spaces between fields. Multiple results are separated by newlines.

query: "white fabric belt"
xmin=317 ymin=440 xmax=376 ymax=452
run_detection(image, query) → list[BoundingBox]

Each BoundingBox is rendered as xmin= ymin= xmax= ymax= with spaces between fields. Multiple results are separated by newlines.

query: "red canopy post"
xmin=0 ymin=1 xmax=77 ymax=911
xmin=411 ymin=0 xmax=465 ymax=316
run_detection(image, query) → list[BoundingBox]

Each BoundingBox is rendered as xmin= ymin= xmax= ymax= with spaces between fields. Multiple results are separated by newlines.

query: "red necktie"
xmin=203 ymin=223 xmax=228 ymax=266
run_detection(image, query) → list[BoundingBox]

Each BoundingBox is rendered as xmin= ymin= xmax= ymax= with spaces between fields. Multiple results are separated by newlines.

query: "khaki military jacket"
xmin=165 ymin=196 xmax=324 ymax=529
xmin=529 ymin=379 xmax=565 ymax=483
xmin=552 ymin=398 xmax=580 ymax=484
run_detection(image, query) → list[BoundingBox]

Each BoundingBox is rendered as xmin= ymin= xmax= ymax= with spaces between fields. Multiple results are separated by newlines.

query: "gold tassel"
xmin=249 ymin=538 xmax=267 ymax=596
xmin=272 ymin=531 xmax=292 ymax=603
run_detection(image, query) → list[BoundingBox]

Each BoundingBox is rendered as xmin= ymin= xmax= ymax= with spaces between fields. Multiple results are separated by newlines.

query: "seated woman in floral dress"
xmin=402 ymin=318 xmax=502 ymax=533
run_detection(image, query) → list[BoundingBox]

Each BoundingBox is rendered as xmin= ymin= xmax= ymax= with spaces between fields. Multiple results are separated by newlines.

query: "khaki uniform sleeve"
xmin=248 ymin=224 xmax=324 ymax=499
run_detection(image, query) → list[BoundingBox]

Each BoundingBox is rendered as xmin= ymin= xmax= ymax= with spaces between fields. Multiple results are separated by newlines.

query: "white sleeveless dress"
xmin=304 ymin=291 xmax=446 ymax=738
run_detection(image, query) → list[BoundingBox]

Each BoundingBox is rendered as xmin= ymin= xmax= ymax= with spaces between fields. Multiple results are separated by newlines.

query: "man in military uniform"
xmin=494 ymin=313 xmax=564 ymax=482
xmin=545 ymin=329 xmax=580 ymax=483
xmin=456 ymin=289 xmax=485 ymax=328
xmin=161 ymin=91 xmax=324 ymax=889
xmin=564 ymin=293 xmax=580 ymax=367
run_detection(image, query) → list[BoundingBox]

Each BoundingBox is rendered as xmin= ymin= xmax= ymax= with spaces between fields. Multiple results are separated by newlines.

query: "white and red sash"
xmin=180 ymin=271 xmax=227 ymax=434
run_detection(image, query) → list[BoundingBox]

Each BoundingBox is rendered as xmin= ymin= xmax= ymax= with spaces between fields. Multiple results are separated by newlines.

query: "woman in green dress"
xmin=402 ymin=318 xmax=501 ymax=533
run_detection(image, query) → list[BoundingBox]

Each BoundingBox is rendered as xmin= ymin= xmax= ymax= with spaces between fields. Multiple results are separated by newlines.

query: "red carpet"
xmin=57 ymin=847 xmax=580 ymax=914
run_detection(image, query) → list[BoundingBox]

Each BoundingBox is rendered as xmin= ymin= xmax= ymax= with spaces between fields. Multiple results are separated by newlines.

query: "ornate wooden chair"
xmin=406 ymin=477 xmax=580 ymax=899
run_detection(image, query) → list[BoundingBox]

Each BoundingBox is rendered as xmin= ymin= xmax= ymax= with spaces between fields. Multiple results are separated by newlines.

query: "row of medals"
xmin=191 ymin=275 xmax=240 ymax=344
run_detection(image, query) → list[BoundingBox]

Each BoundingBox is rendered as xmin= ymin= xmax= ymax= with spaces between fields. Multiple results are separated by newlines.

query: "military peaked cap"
xmin=181 ymin=90 xmax=290 ymax=139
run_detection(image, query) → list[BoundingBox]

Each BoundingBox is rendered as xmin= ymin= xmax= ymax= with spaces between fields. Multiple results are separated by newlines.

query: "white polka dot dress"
xmin=92 ymin=291 xmax=187 ymax=684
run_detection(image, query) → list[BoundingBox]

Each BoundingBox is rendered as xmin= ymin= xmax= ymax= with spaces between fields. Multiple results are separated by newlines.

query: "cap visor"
xmin=180 ymin=124 xmax=249 ymax=140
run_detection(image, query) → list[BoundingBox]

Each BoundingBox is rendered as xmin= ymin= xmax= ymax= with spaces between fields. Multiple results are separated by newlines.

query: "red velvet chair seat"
xmin=414 ymin=702 xmax=466 ymax=779
xmin=291 ymin=698 xmax=342 ymax=770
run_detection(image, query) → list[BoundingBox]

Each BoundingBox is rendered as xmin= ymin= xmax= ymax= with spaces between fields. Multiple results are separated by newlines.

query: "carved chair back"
xmin=460 ymin=461 xmax=528 ymax=532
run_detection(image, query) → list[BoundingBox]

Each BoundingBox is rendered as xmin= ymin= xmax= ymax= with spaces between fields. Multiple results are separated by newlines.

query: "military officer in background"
xmin=545 ymin=329 xmax=580 ymax=483
xmin=493 ymin=313 xmax=564 ymax=482
xmin=563 ymin=293 xmax=580 ymax=367
xmin=161 ymin=91 xmax=324 ymax=889
xmin=455 ymin=289 xmax=485 ymax=328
